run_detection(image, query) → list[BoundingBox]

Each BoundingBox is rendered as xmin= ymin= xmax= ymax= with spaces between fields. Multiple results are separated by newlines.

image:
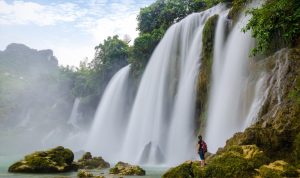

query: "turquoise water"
xmin=0 ymin=167 xmax=166 ymax=178
xmin=0 ymin=156 xmax=166 ymax=178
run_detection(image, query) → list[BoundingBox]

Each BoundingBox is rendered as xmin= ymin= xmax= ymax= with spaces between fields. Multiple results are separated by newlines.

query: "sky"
xmin=0 ymin=0 xmax=155 ymax=66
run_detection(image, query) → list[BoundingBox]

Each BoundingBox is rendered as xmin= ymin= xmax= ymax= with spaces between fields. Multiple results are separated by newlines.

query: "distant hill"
xmin=0 ymin=43 xmax=58 ymax=77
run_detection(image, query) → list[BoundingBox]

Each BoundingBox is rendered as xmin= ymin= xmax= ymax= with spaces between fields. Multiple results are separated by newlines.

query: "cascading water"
xmin=121 ymin=5 xmax=226 ymax=166
xmin=85 ymin=65 xmax=132 ymax=162
xmin=68 ymin=98 xmax=81 ymax=129
xmin=205 ymin=5 xmax=266 ymax=152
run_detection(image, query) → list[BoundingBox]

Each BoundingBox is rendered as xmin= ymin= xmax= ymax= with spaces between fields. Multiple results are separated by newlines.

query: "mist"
xmin=0 ymin=43 xmax=89 ymax=157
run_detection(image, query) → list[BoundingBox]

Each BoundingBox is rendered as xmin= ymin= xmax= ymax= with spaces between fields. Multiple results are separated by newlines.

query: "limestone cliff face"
xmin=226 ymin=48 xmax=300 ymax=162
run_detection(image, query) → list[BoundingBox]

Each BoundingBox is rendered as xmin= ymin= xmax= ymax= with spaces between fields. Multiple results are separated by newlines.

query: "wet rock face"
xmin=8 ymin=146 xmax=76 ymax=173
xmin=109 ymin=162 xmax=146 ymax=176
xmin=77 ymin=152 xmax=110 ymax=169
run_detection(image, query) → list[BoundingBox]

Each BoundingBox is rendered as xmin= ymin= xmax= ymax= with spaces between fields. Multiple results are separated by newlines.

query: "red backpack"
xmin=201 ymin=141 xmax=207 ymax=153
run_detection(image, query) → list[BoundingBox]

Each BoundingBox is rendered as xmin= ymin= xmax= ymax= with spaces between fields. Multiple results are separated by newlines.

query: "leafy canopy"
xmin=243 ymin=0 xmax=300 ymax=55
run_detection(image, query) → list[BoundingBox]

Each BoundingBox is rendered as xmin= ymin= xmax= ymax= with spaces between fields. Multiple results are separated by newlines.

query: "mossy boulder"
xmin=257 ymin=160 xmax=299 ymax=178
xmin=8 ymin=146 xmax=76 ymax=173
xmin=109 ymin=162 xmax=145 ymax=176
xmin=77 ymin=169 xmax=105 ymax=178
xmin=163 ymin=145 xmax=269 ymax=178
xmin=77 ymin=152 xmax=110 ymax=169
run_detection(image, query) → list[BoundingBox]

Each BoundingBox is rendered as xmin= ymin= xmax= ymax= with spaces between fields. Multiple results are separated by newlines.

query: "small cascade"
xmin=68 ymin=98 xmax=81 ymax=129
xmin=85 ymin=65 xmax=132 ymax=162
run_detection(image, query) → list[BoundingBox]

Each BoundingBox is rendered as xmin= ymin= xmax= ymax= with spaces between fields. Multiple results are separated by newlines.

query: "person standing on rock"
xmin=197 ymin=135 xmax=207 ymax=167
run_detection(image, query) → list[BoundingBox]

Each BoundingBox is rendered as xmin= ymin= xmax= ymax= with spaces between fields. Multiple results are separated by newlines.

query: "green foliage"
xmin=243 ymin=0 xmax=300 ymax=55
xmin=88 ymin=35 xmax=129 ymax=95
xmin=92 ymin=36 xmax=129 ymax=71
xmin=137 ymin=0 xmax=207 ymax=34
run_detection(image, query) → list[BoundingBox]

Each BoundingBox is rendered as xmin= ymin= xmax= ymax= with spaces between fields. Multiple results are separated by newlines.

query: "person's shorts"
xmin=199 ymin=150 xmax=205 ymax=160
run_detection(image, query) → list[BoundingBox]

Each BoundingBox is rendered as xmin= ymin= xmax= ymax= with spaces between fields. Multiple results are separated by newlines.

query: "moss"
xmin=257 ymin=160 xmax=299 ymax=178
xmin=196 ymin=14 xmax=219 ymax=133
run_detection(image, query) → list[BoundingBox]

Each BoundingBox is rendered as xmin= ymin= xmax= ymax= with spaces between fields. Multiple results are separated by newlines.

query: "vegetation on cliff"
xmin=243 ymin=0 xmax=300 ymax=55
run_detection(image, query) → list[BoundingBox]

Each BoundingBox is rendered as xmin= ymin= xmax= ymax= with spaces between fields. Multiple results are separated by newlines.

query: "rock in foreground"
xmin=109 ymin=162 xmax=145 ymax=176
xmin=8 ymin=146 xmax=76 ymax=173
xmin=77 ymin=152 xmax=110 ymax=169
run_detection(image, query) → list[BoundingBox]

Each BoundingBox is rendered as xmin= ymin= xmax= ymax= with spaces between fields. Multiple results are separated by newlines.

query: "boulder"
xmin=77 ymin=169 xmax=105 ymax=178
xmin=8 ymin=146 xmax=76 ymax=173
xmin=77 ymin=152 xmax=110 ymax=169
xmin=78 ymin=169 xmax=93 ymax=177
xmin=109 ymin=161 xmax=145 ymax=176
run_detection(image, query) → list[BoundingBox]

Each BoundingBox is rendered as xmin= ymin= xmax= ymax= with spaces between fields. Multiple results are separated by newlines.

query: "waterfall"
xmin=121 ymin=5 xmax=226 ymax=165
xmin=68 ymin=98 xmax=81 ymax=129
xmin=85 ymin=65 xmax=132 ymax=162
xmin=205 ymin=5 xmax=268 ymax=152
xmin=85 ymin=2 xmax=267 ymax=165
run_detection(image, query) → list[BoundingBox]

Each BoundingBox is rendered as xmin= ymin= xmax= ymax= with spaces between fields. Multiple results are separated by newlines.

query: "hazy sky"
xmin=0 ymin=0 xmax=155 ymax=66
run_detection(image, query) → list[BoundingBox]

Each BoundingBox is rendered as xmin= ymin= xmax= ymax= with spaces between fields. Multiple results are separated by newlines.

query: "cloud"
xmin=0 ymin=0 xmax=84 ymax=26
